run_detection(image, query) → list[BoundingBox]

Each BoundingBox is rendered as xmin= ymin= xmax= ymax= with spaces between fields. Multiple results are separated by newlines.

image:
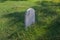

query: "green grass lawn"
xmin=0 ymin=0 xmax=60 ymax=40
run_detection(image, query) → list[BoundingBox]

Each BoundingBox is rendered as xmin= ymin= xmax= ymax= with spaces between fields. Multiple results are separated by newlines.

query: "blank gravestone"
xmin=25 ymin=8 xmax=35 ymax=29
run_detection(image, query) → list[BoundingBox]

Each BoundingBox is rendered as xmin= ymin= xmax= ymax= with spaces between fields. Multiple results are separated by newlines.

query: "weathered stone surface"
xmin=25 ymin=8 xmax=35 ymax=28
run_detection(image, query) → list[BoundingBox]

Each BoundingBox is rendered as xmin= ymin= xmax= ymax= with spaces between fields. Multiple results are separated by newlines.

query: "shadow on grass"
xmin=2 ymin=11 xmax=25 ymax=39
xmin=44 ymin=16 xmax=60 ymax=40
xmin=2 ymin=12 xmax=25 ymax=27
xmin=32 ymin=4 xmax=57 ymax=26
xmin=33 ymin=1 xmax=60 ymax=40
xmin=0 ymin=0 xmax=28 ymax=2
xmin=36 ymin=1 xmax=60 ymax=6
xmin=36 ymin=16 xmax=60 ymax=40
xmin=8 ymin=0 xmax=28 ymax=1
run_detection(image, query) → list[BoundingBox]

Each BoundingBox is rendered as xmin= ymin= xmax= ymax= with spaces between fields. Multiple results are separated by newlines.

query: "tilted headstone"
xmin=25 ymin=8 xmax=35 ymax=29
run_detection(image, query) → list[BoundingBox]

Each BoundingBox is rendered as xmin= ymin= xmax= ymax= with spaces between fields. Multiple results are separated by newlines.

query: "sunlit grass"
xmin=0 ymin=0 xmax=60 ymax=40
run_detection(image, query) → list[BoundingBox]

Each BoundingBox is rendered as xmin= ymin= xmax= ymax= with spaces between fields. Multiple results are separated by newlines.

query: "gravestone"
xmin=25 ymin=8 xmax=35 ymax=29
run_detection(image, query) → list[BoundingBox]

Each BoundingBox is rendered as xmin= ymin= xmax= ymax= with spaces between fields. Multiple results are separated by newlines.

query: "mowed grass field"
xmin=0 ymin=0 xmax=60 ymax=40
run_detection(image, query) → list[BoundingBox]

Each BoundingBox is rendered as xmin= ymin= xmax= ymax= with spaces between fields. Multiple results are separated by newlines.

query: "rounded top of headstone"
xmin=27 ymin=8 xmax=35 ymax=12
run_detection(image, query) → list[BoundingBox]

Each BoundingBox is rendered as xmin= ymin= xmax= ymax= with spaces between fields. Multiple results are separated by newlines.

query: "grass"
xmin=0 ymin=0 xmax=60 ymax=40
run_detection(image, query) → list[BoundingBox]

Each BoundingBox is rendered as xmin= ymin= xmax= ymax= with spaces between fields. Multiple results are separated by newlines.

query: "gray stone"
xmin=25 ymin=8 xmax=35 ymax=28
